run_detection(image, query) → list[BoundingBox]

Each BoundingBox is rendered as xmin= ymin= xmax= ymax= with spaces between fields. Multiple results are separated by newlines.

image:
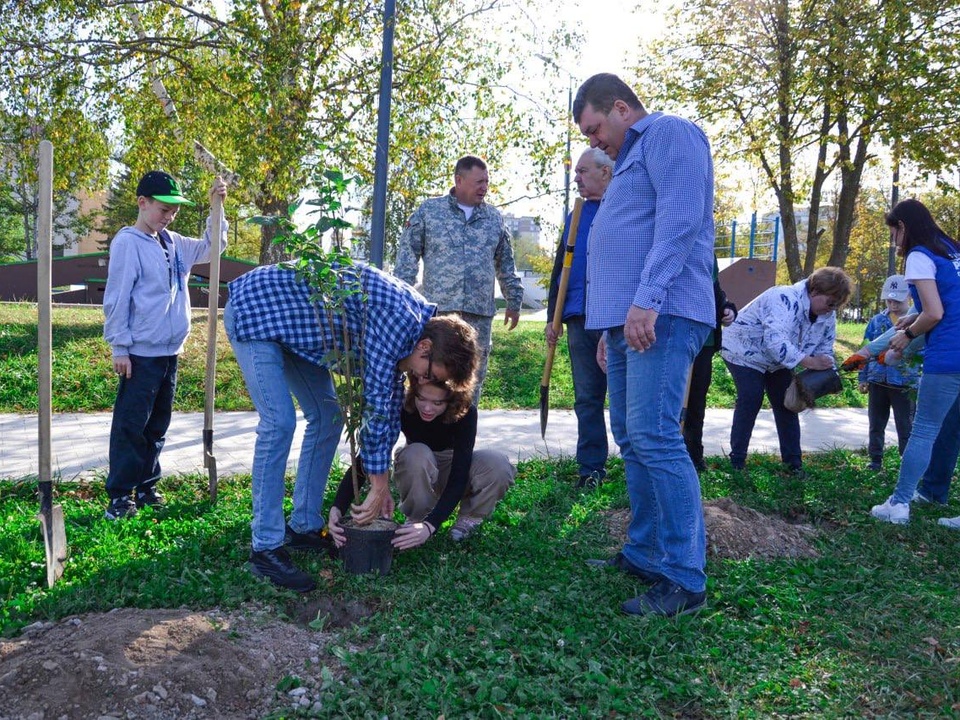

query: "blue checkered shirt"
xmin=228 ymin=263 xmax=436 ymax=474
xmin=585 ymin=112 xmax=716 ymax=330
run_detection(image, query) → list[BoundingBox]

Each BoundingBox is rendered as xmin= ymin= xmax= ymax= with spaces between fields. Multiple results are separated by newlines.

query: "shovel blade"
xmin=38 ymin=504 xmax=67 ymax=588
xmin=204 ymin=428 xmax=218 ymax=504
xmin=539 ymin=383 xmax=550 ymax=439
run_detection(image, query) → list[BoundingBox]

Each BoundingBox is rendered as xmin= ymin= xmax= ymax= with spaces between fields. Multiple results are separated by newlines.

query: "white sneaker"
xmin=938 ymin=516 xmax=960 ymax=530
xmin=450 ymin=515 xmax=483 ymax=542
xmin=870 ymin=497 xmax=910 ymax=524
xmin=911 ymin=490 xmax=933 ymax=504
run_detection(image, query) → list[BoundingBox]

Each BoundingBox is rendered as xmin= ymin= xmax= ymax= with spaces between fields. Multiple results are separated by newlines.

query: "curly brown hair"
xmin=403 ymin=376 xmax=472 ymax=423
xmin=418 ymin=314 xmax=479 ymax=393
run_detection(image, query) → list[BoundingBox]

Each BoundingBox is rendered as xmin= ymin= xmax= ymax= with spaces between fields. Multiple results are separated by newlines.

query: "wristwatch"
xmin=903 ymin=326 xmax=917 ymax=340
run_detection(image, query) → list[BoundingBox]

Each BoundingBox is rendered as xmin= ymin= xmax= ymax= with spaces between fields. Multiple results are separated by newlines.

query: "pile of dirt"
xmin=604 ymin=497 xmax=819 ymax=560
xmin=0 ymin=598 xmax=374 ymax=720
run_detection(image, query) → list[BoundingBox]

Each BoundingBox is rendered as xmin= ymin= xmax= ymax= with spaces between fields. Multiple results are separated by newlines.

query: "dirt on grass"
xmin=0 ymin=499 xmax=817 ymax=719
xmin=605 ymin=497 xmax=820 ymax=560
xmin=0 ymin=596 xmax=376 ymax=720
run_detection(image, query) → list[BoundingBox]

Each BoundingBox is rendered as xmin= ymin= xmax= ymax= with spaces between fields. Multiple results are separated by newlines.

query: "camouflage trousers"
xmin=440 ymin=310 xmax=491 ymax=404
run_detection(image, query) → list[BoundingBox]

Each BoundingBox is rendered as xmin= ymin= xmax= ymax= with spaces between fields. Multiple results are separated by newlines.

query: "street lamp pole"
xmin=369 ymin=0 xmax=397 ymax=268
xmin=563 ymin=78 xmax=572 ymax=222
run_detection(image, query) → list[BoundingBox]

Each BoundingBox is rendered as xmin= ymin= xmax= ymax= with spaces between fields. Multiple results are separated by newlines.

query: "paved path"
xmin=1 ymin=408 xmax=890 ymax=481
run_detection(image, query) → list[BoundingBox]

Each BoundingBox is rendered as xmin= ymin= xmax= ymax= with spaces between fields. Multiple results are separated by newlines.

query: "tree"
xmin=3 ymin=0 xmax=564 ymax=265
xmin=635 ymin=0 xmax=960 ymax=282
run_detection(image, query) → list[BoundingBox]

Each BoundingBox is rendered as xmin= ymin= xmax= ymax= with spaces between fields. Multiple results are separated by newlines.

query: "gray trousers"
xmin=394 ymin=444 xmax=516 ymax=522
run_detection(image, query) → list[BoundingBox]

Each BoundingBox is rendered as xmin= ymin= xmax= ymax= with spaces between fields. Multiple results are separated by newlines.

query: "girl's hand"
xmin=391 ymin=521 xmax=435 ymax=550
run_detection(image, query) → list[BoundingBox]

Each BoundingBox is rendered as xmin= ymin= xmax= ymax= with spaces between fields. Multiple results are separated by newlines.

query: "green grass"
xmin=0 ymin=302 xmax=868 ymax=412
xmin=3 ymin=451 xmax=959 ymax=716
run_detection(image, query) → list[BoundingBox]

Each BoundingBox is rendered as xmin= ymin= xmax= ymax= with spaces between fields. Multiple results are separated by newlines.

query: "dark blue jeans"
xmin=106 ymin=354 xmax=178 ymax=498
xmin=565 ymin=316 xmax=608 ymax=478
xmin=725 ymin=361 xmax=801 ymax=470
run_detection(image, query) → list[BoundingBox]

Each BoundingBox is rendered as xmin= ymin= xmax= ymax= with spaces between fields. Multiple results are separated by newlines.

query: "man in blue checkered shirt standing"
xmin=225 ymin=262 xmax=478 ymax=592
xmin=576 ymin=73 xmax=715 ymax=618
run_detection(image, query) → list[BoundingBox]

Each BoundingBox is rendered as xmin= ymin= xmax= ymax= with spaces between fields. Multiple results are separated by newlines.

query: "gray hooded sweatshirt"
xmin=103 ymin=213 xmax=228 ymax=358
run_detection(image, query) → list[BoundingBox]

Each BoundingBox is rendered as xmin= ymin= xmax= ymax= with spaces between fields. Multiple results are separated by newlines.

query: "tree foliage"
xmin=2 ymin=0 xmax=564 ymax=265
xmin=635 ymin=0 xmax=960 ymax=282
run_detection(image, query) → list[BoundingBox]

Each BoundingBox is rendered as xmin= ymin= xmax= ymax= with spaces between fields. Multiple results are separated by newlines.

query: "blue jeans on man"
xmin=225 ymin=301 xmax=342 ymax=552
xmin=606 ymin=316 xmax=710 ymax=593
xmin=106 ymin=354 xmax=177 ymax=498
xmin=565 ymin=316 xmax=608 ymax=480
xmin=892 ymin=373 xmax=960 ymax=505
xmin=724 ymin=363 xmax=801 ymax=470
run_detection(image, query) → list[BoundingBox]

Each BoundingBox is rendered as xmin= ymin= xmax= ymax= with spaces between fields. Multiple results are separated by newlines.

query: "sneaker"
xmin=284 ymin=524 xmax=338 ymax=558
xmin=248 ymin=547 xmax=316 ymax=593
xmin=937 ymin=516 xmax=960 ymax=530
xmin=867 ymin=460 xmax=883 ymax=472
xmin=585 ymin=552 xmax=663 ymax=584
xmin=576 ymin=471 xmax=604 ymax=490
xmin=104 ymin=494 xmax=138 ymax=520
xmin=870 ymin=496 xmax=910 ymax=524
xmin=450 ymin=515 xmax=483 ymax=542
xmin=911 ymin=490 xmax=933 ymax=505
xmin=135 ymin=486 xmax=165 ymax=508
xmin=621 ymin=579 xmax=707 ymax=618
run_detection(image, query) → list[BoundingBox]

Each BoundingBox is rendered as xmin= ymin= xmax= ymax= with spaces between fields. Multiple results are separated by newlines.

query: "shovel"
xmin=202 ymin=192 xmax=224 ymax=502
xmin=36 ymin=140 xmax=67 ymax=587
xmin=540 ymin=197 xmax=584 ymax=439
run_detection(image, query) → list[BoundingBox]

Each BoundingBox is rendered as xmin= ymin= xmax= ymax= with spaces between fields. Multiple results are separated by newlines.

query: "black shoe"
xmin=584 ymin=552 xmax=663 ymax=584
xmin=135 ymin=486 xmax=165 ymax=508
xmin=867 ymin=459 xmax=883 ymax=471
xmin=576 ymin=471 xmax=604 ymax=490
xmin=284 ymin=524 xmax=338 ymax=558
xmin=249 ymin=547 xmax=317 ymax=593
xmin=621 ymin=579 xmax=706 ymax=618
xmin=104 ymin=494 xmax=138 ymax=520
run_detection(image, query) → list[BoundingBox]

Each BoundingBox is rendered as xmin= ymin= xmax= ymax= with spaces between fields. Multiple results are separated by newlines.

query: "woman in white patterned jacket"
xmin=720 ymin=267 xmax=852 ymax=473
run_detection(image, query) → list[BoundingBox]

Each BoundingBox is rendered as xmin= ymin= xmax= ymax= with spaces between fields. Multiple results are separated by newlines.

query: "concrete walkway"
xmin=1 ymin=407 xmax=890 ymax=481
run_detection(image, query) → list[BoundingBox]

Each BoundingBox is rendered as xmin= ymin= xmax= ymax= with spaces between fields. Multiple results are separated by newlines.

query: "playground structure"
xmin=0 ymin=252 xmax=254 ymax=307
xmin=714 ymin=213 xmax=779 ymax=309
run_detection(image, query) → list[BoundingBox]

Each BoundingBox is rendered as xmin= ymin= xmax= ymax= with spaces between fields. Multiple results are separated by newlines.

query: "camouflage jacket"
xmin=393 ymin=192 xmax=524 ymax=317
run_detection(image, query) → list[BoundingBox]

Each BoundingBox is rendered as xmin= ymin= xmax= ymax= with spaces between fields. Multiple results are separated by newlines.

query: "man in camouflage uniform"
xmin=394 ymin=155 xmax=524 ymax=399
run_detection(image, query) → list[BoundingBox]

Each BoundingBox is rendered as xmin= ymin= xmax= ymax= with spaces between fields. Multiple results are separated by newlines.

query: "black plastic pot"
xmin=340 ymin=519 xmax=397 ymax=576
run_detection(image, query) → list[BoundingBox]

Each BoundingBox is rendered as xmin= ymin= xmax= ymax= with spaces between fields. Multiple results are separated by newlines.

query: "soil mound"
xmin=0 ymin=602 xmax=368 ymax=720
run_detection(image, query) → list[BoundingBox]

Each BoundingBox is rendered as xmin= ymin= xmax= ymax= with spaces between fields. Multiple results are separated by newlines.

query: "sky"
xmin=501 ymin=0 xmax=667 ymax=232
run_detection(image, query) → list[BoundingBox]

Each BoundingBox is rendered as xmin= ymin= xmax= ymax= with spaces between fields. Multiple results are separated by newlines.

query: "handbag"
xmin=784 ymin=367 xmax=843 ymax=413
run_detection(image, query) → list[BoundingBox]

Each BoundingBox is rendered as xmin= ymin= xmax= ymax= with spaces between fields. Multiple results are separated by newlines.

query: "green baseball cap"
xmin=136 ymin=171 xmax=196 ymax=206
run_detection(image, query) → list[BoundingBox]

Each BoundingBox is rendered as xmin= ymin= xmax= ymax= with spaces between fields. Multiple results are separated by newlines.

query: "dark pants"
xmin=565 ymin=316 xmax=608 ymax=478
xmin=683 ymin=344 xmax=715 ymax=469
xmin=106 ymin=354 xmax=178 ymax=498
xmin=725 ymin=361 xmax=801 ymax=470
xmin=867 ymin=383 xmax=915 ymax=463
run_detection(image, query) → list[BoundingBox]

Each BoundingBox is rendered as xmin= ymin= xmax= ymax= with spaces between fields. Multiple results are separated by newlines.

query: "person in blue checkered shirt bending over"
xmin=225 ymin=262 xmax=479 ymax=592
xmin=575 ymin=73 xmax=716 ymax=618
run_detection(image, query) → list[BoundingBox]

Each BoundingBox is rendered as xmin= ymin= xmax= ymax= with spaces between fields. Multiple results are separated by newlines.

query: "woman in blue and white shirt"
xmin=871 ymin=199 xmax=960 ymax=526
xmin=721 ymin=267 xmax=852 ymax=472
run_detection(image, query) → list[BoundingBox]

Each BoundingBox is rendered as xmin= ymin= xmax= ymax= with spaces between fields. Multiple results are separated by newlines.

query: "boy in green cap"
xmin=102 ymin=171 xmax=228 ymax=519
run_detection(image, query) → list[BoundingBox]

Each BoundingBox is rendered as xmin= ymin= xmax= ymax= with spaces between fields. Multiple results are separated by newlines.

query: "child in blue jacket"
xmin=859 ymin=275 xmax=919 ymax=471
